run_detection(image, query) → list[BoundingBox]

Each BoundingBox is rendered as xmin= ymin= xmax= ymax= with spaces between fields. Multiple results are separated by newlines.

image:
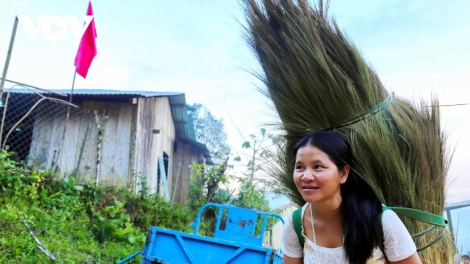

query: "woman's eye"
xmin=314 ymin=165 xmax=323 ymax=169
xmin=295 ymin=165 xmax=304 ymax=170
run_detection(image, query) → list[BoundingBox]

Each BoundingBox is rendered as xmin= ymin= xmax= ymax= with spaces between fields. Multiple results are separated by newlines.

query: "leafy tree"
xmin=187 ymin=103 xmax=230 ymax=156
xmin=235 ymin=128 xmax=282 ymax=185
xmin=188 ymin=161 xmax=279 ymax=237
xmin=186 ymin=103 xmax=232 ymax=210
xmin=185 ymin=107 xmax=280 ymax=235
xmin=239 ymin=128 xmax=270 ymax=183
xmin=230 ymin=177 xmax=270 ymax=211
xmin=188 ymin=159 xmax=230 ymax=209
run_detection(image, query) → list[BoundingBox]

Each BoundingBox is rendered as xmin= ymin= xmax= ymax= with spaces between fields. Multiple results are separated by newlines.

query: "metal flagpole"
xmin=66 ymin=67 xmax=77 ymax=121
xmin=69 ymin=68 xmax=77 ymax=104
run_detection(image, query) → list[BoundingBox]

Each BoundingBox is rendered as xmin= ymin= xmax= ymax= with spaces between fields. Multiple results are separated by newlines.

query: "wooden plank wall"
xmin=134 ymin=97 xmax=156 ymax=192
xmin=28 ymin=103 xmax=68 ymax=170
xmin=29 ymin=101 xmax=134 ymax=186
xmin=133 ymin=97 xmax=175 ymax=195
xmin=171 ymin=140 xmax=202 ymax=205
xmin=75 ymin=105 xmax=99 ymax=182
xmin=172 ymin=140 xmax=191 ymax=204
xmin=114 ymin=103 xmax=133 ymax=185
xmin=81 ymin=101 xmax=133 ymax=186
xmin=57 ymin=108 xmax=96 ymax=179
xmin=29 ymin=97 xmax=177 ymax=194
xmin=154 ymin=97 xmax=175 ymax=196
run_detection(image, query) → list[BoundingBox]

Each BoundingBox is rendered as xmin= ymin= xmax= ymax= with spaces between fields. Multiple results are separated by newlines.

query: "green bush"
xmin=0 ymin=149 xmax=194 ymax=263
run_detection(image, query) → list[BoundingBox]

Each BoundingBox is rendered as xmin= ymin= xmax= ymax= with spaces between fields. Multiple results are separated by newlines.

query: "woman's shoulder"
xmin=381 ymin=209 xmax=417 ymax=262
xmin=281 ymin=204 xmax=305 ymax=258
xmin=381 ymin=209 xmax=411 ymax=243
xmin=300 ymin=203 xmax=309 ymax=216
xmin=283 ymin=203 xmax=308 ymax=222
xmin=382 ymin=208 xmax=400 ymax=222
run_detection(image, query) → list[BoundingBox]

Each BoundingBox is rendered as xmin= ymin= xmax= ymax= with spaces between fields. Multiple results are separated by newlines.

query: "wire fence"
xmin=1 ymin=86 xmax=137 ymax=189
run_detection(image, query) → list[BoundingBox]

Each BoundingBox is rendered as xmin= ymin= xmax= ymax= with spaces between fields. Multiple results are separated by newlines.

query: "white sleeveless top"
xmin=281 ymin=204 xmax=417 ymax=263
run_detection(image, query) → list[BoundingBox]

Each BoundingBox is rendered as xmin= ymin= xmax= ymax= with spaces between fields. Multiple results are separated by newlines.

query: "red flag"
xmin=74 ymin=1 xmax=97 ymax=79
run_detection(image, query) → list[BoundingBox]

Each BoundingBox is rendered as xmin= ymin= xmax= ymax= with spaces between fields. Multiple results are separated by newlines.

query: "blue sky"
xmin=1 ymin=0 xmax=469 ymax=206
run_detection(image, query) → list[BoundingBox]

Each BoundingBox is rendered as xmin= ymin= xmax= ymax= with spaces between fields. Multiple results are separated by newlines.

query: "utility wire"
xmin=223 ymin=86 xmax=247 ymax=144
xmin=426 ymin=103 xmax=470 ymax=107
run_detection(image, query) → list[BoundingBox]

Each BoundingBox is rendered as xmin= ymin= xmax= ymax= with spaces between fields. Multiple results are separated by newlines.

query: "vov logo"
xmin=17 ymin=16 xmax=93 ymax=42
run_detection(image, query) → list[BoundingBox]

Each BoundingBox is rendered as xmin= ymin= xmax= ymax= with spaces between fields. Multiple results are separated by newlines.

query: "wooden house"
xmin=1 ymin=89 xmax=211 ymax=202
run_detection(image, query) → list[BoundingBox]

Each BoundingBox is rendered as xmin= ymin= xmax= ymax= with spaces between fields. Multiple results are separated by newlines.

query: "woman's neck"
xmin=310 ymin=195 xmax=342 ymax=222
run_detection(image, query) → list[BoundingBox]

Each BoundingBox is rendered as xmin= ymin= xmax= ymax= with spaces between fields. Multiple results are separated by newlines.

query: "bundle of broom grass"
xmin=243 ymin=0 xmax=454 ymax=262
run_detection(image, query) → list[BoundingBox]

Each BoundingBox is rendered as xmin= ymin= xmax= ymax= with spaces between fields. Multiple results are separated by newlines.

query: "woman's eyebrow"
xmin=309 ymin=158 xmax=324 ymax=163
xmin=296 ymin=159 xmax=325 ymax=164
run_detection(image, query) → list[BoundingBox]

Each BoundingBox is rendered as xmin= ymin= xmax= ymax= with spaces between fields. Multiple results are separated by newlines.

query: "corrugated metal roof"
xmin=168 ymin=93 xmax=192 ymax=139
xmin=4 ymin=88 xmax=183 ymax=97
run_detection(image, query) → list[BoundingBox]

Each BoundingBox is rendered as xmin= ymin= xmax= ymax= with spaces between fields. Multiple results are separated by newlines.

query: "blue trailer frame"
xmin=119 ymin=203 xmax=284 ymax=264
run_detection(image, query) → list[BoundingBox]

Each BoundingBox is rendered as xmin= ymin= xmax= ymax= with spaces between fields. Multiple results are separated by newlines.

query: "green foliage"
xmin=188 ymin=160 xmax=280 ymax=237
xmin=0 ymin=148 xmax=49 ymax=199
xmin=126 ymin=193 xmax=193 ymax=235
xmin=230 ymin=177 xmax=270 ymax=211
xmin=189 ymin=162 xmax=230 ymax=208
xmin=231 ymin=177 xmax=281 ymax=234
xmin=0 ymin=149 xmax=194 ymax=263
xmin=186 ymin=104 xmax=284 ymax=238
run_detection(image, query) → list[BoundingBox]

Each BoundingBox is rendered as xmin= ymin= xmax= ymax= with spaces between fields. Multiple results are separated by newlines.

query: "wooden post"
xmin=0 ymin=17 xmax=19 ymax=146
xmin=0 ymin=16 xmax=18 ymax=95
xmin=94 ymin=110 xmax=102 ymax=186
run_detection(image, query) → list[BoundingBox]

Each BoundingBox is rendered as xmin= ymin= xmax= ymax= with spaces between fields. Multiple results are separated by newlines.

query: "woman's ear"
xmin=339 ymin=165 xmax=350 ymax=184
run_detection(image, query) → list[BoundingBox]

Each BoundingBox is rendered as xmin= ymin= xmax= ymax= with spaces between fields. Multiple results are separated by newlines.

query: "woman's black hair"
xmin=293 ymin=131 xmax=382 ymax=264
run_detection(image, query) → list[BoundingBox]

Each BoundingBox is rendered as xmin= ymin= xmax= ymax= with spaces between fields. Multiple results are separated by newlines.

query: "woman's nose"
xmin=301 ymin=170 xmax=315 ymax=181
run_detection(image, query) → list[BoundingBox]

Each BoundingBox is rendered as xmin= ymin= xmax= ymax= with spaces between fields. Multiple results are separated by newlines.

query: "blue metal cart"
xmin=119 ymin=203 xmax=284 ymax=264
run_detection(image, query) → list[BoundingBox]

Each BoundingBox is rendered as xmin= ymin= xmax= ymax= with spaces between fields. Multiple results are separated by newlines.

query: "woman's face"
xmin=293 ymin=145 xmax=349 ymax=204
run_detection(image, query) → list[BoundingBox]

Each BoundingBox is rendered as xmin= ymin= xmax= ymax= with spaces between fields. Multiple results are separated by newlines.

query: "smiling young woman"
xmin=282 ymin=131 xmax=422 ymax=264
xmin=294 ymin=144 xmax=349 ymax=205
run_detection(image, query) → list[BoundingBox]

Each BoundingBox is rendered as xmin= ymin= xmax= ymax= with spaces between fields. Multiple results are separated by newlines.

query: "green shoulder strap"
xmin=378 ymin=205 xmax=449 ymax=256
xmin=294 ymin=205 xmax=448 ymax=256
xmin=292 ymin=207 xmax=304 ymax=248
xmin=384 ymin=206 xmax=448 ymax=226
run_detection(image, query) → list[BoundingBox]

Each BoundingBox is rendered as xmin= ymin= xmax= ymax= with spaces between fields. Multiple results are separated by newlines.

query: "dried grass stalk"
xmin=243 ymin=0 xmax=454 ymax=262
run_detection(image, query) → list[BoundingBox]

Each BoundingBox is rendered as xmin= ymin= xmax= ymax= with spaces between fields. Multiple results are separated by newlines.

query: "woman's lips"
xmin=302 ymin=186 xmax=319 ymax=190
